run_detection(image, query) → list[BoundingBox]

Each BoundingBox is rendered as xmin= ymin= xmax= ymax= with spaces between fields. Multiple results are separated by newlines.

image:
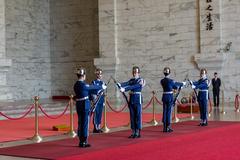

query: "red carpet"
xmin=0 ymin=121 xmax=239 ymax=160
xmin=0 ymin=112 xmax=192 ymax=142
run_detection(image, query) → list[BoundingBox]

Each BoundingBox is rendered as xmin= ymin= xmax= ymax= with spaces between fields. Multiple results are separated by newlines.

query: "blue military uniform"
xmin=74 ymin=80 xmax=103 ymax=146
xmin=192 ymin=77 xmax=210 ymax=126
xmin=161 ymin=77 xmax=183 ymax=132
xmin=121 ymin=77 xmax=144 ymax=138
xmin=91 ymin=79 xmax=105 ymax=132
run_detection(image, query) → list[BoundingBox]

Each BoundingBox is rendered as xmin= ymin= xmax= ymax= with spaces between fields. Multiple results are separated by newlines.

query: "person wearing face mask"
xmin=91 ymin=68 xmax=106 ymax=133
xmin=118 ymin=66 xmax=145 ymax=138
xmin=190 ymin=68 xmax=210 ymax=126
xmin=160 ymin=67 xmax=186 ymax=132
xmin=74 ymin=67 xmax=107 ymax=148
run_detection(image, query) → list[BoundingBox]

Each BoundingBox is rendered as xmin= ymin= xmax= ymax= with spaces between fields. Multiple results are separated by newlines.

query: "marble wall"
xmin=95 ymin=0 xmax=240 ymax=101
xmin=1 ymin=0 xmax=240 ymax=101
xmin=50 ymin=0 xmax=99 ymax=96
xmin=5 ymin=0 xmax=50 ymax=100
xmin=2 ymin=0 xmax=99 ymax=100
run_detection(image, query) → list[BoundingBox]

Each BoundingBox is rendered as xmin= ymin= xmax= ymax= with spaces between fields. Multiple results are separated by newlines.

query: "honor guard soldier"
xmin=91 ymin=68 xmax=105 ymax=133
xmin=118 ymin=66 xmax=145 ymax=138
xmin=190 ymin=68 xmax=210 ymax=126
xmin=74 ymin=67 xmax=107 ymax=148
xmin=160 ymin=67 xmax=186 ymax=132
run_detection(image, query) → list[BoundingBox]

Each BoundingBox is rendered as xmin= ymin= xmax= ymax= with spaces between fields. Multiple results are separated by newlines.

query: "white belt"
xmin=130 ymin=92 xmax=141 ymax=94
xmin=76 ymin=96 xmax=89 ymax=101
xmin=163 ymin=91 xmax=173 ymax=94
xmin=199 ymin=90 xmax=208 ymax=92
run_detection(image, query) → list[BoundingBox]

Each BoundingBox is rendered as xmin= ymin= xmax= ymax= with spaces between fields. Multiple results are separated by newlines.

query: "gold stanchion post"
xmin=221 ymin=90 xmax=226 ymax=114
xmin=67 ymin=95 xmax=77 ymax=137
xmin=190 ymin=94 xmax=195 ymax=120
xmin=101 ymin=95 xmax=110 ymax=133
xmin=173 ymin=105 xmax=180 ymax=122
xmin=172 ymin=90 xmax=179 ymax=123
xmin=31 ymin=96 xmax=42 ymax=143
xmin=150 ymin=91 xmax=158 ymax=126
xmin=236 ymin=93 xmax=239 ymax=112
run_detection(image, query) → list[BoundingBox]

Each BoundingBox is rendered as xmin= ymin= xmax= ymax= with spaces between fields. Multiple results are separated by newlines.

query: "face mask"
xmin=201 ymin=74 xmax=206 ymax=79
xmin=133 ymin=73 xmax=139 ymax=79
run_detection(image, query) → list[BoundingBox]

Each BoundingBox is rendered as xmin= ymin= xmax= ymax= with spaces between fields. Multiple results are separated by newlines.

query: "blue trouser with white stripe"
xmin=76 ymin=100 xmax=90 ymax=142
xmin=129 ymin=103 xmax=142 ymax=130
xmin=93 ymin=102 xmax=104 ymax=127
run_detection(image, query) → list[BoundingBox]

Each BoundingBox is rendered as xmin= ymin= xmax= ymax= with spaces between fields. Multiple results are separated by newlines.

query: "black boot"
xmin=79 ymin=137 xmax=91 ymax=148
xmin=135 ymin=129 xmax=141 ymax=138
xmin=128 ymin=130 xmax=136 ymax=138
xmin=167 ymin=126 xmax=173 ymax=132
xmin=163 ymin=123 xmax=167 ymax=132
xmin=78 ymin=137 xmax=83 ymax=147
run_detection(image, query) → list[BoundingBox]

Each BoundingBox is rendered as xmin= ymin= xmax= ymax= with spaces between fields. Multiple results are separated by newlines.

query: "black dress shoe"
xmin=93 ymin=129 xmax=100 ymax=133
xmin=167 ymin=128 xmax=173 ymax=132
xmin=128 ymin=134 xmax=136 ymax=138
xmin=79 ymin=142 xmax=91 ymax=148
xmin=99 ymin=129 xmax=103 ymax=133
xmin=135 ymin=134 xmax=141 ymax=138
xmin=202 ymin=122 xmax=208 ymax=126
xmin=198 ymin=123 xmax=203 ymax=126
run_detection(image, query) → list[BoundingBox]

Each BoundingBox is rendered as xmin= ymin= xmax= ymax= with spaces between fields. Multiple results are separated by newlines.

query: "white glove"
xmin=182 ymin=81 xmax=187 ymax=86
xmin=117 ymin=83 xmax=121 ymax=87
xmin=140 ymin=79 xmax=146 ymax=86
xmin=92 ymin=95 xmax=97 ymax=100
xmin=120 ymin=87 xmax=125 ymax=92
xmin=102 ymin=84 xmax=107 ymax=90
xmin=192 ymin=84 xmax=196 ymax=89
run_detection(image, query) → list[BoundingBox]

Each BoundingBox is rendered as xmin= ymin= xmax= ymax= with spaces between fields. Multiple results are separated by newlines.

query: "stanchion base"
xmin=191 ymin=115 xmax=195 ymax=120
xmin=149 ymin=119 xmax=158 ymax=126
xmin=67 ymin=130 xmax=77 ymax=138
xmin=31 ymin=134 xmax=42 ymax=143
xmin=174 ymin=117 xmax=180 ymax=123
xmin=101 ymin=126 xmax=110 ymax=133
xmin=221 ymin=111 xmax=227 ymax=115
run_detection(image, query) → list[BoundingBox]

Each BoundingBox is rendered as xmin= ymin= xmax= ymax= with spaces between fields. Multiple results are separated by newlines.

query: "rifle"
xmin=110 ymin=76 xmax=130 ymax=108
xmin=173 ymin=86 xmax=182 ymax=107
xmin=187 ymin=79 xmax=198 ymax=99
xmin=89 ymin=77 xmax=111 ymax=116
xmin=90 ymin=90 xmax=104 ymax=116
xmin=173 ymin=75 xmax=188 ymax=107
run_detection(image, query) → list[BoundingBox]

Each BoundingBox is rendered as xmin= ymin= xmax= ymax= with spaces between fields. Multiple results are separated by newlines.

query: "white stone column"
xmin=94 ymin=0 xmax=120 ymax=99
xmin=0 ymin=0 xmax=12 ymax=100
xmin=194 ymin=0 xmax=225 ymax=73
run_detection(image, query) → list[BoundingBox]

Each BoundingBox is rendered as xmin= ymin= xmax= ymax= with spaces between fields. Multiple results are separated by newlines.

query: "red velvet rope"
xmin=0 ymin=105 xmax=34 ymax=120
xmin=38 ymin=103 xmax=69 ymax=119
xmin=235 ymin=95 xmax=239 ymax=110
xmin=142 ymin=97 xmax=153 ymax=110
xmin=154 ymin=96 xmax=163 ymax=105
xmin=106 ymin=100 xmax=128 ymax=113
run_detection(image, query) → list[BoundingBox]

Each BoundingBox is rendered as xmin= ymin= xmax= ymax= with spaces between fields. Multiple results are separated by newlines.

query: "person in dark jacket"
xmin=212 ymin=72 xmax=221 ymax=107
